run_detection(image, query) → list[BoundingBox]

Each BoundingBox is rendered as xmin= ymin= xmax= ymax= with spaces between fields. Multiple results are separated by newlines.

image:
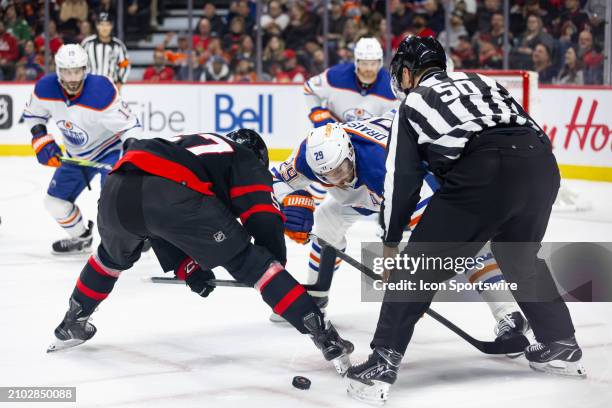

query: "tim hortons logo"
xmin=542 ymin=97 xmax=611 ymax=152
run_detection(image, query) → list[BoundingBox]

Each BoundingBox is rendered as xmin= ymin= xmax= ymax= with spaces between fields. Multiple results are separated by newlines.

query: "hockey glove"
xmin=308 ymin=107 xmax=335 ymax=128
xmin=175 ymin=257 xmax=215 ymax=298
xmin=32 ymin=134 xmax=61 ymax=167
xmin=282 ymin=190 xmax=315 ymax=244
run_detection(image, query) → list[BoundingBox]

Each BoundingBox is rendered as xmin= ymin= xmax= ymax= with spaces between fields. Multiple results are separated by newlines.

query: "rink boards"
xmin=0 ymin=82 xmax=611 ymax=180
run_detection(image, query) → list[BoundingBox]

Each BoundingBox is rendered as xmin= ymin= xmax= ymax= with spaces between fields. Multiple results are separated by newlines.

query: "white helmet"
xmin=55 ymin=44 xmax=89 ymax=74
xmin=306 ymin=124 xmax=356 ymax=187
xmin=55 ymin=44 xmax=89 ymax=94
xmin=354 ymin=37 xmax=383 ymax=62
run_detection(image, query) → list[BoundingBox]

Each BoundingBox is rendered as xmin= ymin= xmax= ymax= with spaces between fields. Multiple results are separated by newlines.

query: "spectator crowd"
xmin=1 ymin=0 xmax=608 ymax=85
xmin=0 ymin=0 xmax=157 ymax=81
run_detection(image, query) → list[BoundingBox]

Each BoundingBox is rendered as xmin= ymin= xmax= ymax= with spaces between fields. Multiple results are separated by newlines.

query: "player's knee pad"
xmin=97 ymin=243 xmax=137 ymax=271
xmin=44 ymin=194 xmax=74 ymax=218
xmin=225 ymin=244 xmax=277 ymax=286
xmin=312 ymin=200 xmax=348 ymax=249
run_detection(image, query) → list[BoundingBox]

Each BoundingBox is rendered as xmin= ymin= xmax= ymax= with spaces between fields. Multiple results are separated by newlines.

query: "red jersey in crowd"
xmin=142 ymin=66 xmax=175 ymax=81
xmin=34 ymin=34 xmax=63 ymax=55
xmin=0 ymin=31 xmax=19 ymax=62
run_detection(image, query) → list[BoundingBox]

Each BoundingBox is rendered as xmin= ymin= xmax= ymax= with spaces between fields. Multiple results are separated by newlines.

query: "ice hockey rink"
xmin=0 ymin=157 xmax=611 ymax=408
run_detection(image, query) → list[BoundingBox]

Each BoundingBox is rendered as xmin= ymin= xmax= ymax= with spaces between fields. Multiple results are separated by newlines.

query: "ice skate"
xmin=303 ymin=312 xmax=353 ymax=375
xmin=346 ymin=347 xmax=402 ymax=405
xmin=51 ymin=220 xmax=94 ymax=255
xmin=495 ymin=311 xmax=531 ymax=358
xmin=47 ymin=298 xmax=97 ymax=353
xmin=525 ymin=336 xmax=586 ymax=378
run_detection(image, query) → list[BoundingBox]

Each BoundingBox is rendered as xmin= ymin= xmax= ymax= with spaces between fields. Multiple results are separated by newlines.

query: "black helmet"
xmin=226 ymin=128 xmax=269 ymax=168
xmin=390 ymin=36 xmax=446 ymax=94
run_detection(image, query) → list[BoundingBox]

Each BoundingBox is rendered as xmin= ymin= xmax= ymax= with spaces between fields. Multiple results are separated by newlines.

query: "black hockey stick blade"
xmin=425 ymin=308 xmax=529 ymax=354
xmin=150 ymin=276 xmax=249 ymax=287
xmin=303 ymin=240 xmax=336 ymax=294
xmin=309 ymin=234 xmax=529 ymax=355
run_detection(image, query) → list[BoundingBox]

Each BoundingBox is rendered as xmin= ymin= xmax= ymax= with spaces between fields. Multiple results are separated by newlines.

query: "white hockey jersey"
xmin=23 ymin=73 xmax=141 ymax=161
xmin=303 ymin=63 xmax=400 ymax=126
xmin=271 ymin=113 xmax=439 ymax=221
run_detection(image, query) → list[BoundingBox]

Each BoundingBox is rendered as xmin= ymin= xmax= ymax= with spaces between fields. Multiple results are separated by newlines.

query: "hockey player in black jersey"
xmin=346 ymin=37 xmax=584 ymax=404
xmin=47 ymin=129 xmax=353 ymax=374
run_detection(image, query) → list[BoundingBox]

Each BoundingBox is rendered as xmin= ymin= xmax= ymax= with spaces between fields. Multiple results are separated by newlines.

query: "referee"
xmin=346 ymin=36 xmax=584 ymax=404
xmin=81 ymin=13 xmax=130 ymax=90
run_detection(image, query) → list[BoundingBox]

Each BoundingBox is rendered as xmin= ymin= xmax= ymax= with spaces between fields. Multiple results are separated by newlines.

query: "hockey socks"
xmin=254 ymin=262 xmax=324 ymax=334
xmin=71 ymin=254 xmax=122 ymax=315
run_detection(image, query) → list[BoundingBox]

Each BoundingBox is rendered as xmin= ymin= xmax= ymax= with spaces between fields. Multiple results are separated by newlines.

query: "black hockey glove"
xmin=175 ymin=257 xmax=216 ymax=298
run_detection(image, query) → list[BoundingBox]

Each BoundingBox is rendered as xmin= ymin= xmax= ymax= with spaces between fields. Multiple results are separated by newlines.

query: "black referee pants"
xmin=372 ymin=127 xmax=575 ymax=354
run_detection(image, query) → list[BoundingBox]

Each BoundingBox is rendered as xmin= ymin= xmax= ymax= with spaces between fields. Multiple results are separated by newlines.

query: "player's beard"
xmin=357 ymin=68 xmax=377 ymax=85
xmin=62 ymin=80 xmax=84 ymax=95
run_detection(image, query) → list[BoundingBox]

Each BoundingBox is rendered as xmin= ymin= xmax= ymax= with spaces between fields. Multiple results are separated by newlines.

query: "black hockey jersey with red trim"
xmin=113 ymin=133 xmax=287 ymax=264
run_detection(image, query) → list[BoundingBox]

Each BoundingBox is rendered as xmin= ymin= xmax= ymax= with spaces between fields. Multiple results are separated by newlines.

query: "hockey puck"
xmin=292 ymin=376 xmax=311 ymax=390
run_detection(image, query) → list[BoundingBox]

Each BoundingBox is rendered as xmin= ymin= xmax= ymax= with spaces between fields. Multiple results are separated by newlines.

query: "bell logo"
xmin=215 ymin=94 xmax=273 ymax=134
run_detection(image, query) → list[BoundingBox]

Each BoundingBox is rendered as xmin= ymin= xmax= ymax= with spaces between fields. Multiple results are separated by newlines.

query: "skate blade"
xmin=51 ymin=248 xmax=92 ymax=256
xmin=529 ymin=360 xmax=587 ymax=378
xmin=46 ymin=338 xmax=86 ymax=353
xmin=346 ymin=378 xmax=390 ymax=405
xmin=332 ymin=353 xmax=352 ymax=375
xmin=269 ymin=313 xmax=291 ymax=324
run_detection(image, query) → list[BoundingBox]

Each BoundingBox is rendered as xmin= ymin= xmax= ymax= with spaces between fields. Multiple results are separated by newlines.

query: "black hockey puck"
xmin=292 ymin=376 xmax=311 ymax=390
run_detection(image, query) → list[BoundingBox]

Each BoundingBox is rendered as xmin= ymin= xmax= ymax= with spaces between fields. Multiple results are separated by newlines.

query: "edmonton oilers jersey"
xmin=272 ymin=112 xmax=439 ymax=216
xmin=23 ymin=73 xmax=141 ymax=161
xmin=304 ymin=63 xmax=400 ymax=124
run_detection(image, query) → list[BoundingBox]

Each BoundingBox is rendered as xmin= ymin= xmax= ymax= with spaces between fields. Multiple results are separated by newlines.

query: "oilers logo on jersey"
xmin=343 ymin=107 xmax=373 ymax=122
xmin=57 ymin=120 xmax=89 ymax=147
xmin=303 ymin=63 xmax=399 ymax=127
xmin=22 ymin=73 xmax=142 ymax=161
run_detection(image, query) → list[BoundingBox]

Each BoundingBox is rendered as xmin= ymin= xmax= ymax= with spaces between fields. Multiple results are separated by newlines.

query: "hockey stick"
xmin=59 ymin=156 xmax=113 ymax=171
xmin=79 ymin=167 xmax=92 ymax=191
xmin=149 ymin=250 xmax=335 ymax=292
xmin=150 ymin=276 xmax=249 ymax=287
xmin=309 ymin=234 xmax=529 ymax=355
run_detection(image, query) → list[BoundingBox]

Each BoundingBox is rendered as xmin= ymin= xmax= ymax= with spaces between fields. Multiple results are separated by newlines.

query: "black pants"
xmin=81 ymin=170 xmax=323 ymax=334
xmin=97 ymin=171 xmax=252 ymax=273
xmin=372 ymin=127 xmax=575 ymax=354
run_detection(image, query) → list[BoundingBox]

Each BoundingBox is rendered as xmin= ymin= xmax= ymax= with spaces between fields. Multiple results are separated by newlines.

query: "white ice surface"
xmin=0 ymin=157 xmax=611 ymax=408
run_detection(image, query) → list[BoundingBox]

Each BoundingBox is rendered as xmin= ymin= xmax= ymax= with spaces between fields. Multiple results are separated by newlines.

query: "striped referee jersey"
xmin=381 ymin=70 xmax=545 ymax=244
xmin=81 ymin=35 xmax=130 ymax=85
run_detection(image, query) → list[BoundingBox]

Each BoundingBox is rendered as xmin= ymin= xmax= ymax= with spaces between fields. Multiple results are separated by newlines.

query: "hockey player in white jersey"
xmin=303 ymin=37 xmax=400 ymax=203
xmin=23 ymin=44 xmax=141 ymax=255
xmin=304 ymin=38 xmax=399 ymax=126
xmin=271 ymin=117 xmax=530 ymax=347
